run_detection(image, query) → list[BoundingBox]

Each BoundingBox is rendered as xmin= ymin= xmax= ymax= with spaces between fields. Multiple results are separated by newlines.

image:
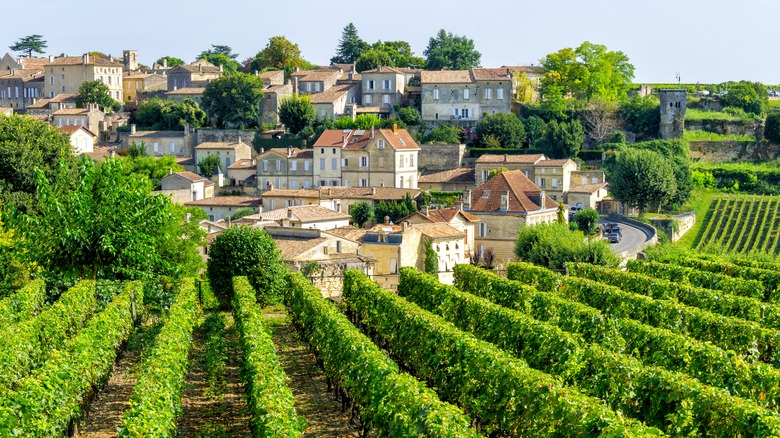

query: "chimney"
xmin=256 ymin=206 xmax=263 ymax=214
xmin=287 ymin=208 xmax=294 ymax=219
xmin=422 ymin=205 xmax=429 ymax=216
xmin=163 ymin=58 xmax=168 ymax=68
xmin=237 ymin=135 xmax=242 ymax=144
xmin=455 ymin=200 xmax=464 ymax=211
xmin=185 ymin=212 xmax=191 ymax=223
xmin=504 ymin=154 xmax=508 ymax=162
xmin=109 ymin=54 xmax=114 ymax=62
xmin=287 ymin=146 xmax=293 ymax=158
xmin=377 ymin=66 xmax=382 ymax=72
xmin=294 ymin=66 xmax=300 ymax=72
xmin=130 ymin=124 xmax=136 ymax=135
xmin=83 ymin=54 xmax=89 ymax=64
xmin=48 ymin=55 xmax=54 ymax=63
xmin=462 ymin=189 xmax=471 ymax=210
xmin=539 ymin=190 xmax=546 ymax=209
xmin=371 ymin=187 xmax=376 ymax=195
xmin=371 ymin=126 xmax=375 ymax=137
xmin=292 ymin=76 xmax=299 ymax=96
xmin=392 ymin=123 xmax=397 ymax=133
xmin=402 ymin=220 xmax=409 ymax=232
xmin=500 ymin=190 xmax=509 ymax=211
xmin=10 ymin=68 xmax=15 ymax=76
xmin=167 ymin=167 xmax=173 ymax=176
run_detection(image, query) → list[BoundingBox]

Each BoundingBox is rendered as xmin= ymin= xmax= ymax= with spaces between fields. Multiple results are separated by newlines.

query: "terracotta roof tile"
xmin=58 ymin=125 xmax=96 ymax=136
xmin=472 ymin=68 xmax=511 ymax=81
xmin=475 ymin=154 xmax=546 ymax=164
xmin=261 ymin=205 xmax=350 ymax=222
xmin=49 ymin=93 xmax=78 ymax=103
xmin=327 ymin=226 xmax=368 ymax=241
xmin=469 ymin=170 xmax=557 ymax=212
xmin=568 ymin=182 xmax=609 ymax=193
xmin=419 ymin=168 xmax=475 ymax=184
xmin=272 ymin=236 xmax=329 ymax=260
xmin=16 ymin=57 xmax=48 ymax=70
xmin=185 ymin=196 xmax=262 ymax=207
xmin=262 ymin=188 xmax=321 ymax=198
xmin=378 ymin=129 xmax=420 ymax=150
xmin=195 ymin=141 xmax=247 ymax=150
xmin=309 ymin=84 xmax=354 ymax=104
xmin=291 ymin=70 xmax=342 ymax=82
xmin=129 ymin=130 xmax=185 ymax=138
xmin=53 ymin=108 xmax=89 ymax=115
xmin=165 ymin=87 xmax=204 ymax=95
xmin=47 ymin=55 xmax=122 ymax=66
xmin=314 ymin=129 xmax=373 ymax=149
xmin=0 ymin=69 xmax=44 ymax=80
xmin=413 ymin=222 xmax=466 ymax=240
xmin=166 ymin=171 xmax=206 ymax=182
xmin=502 ymin=65 xmax=544 ymax=74
xmin=536 ymin=158 xmax=575 ymax=167
xmin=227 ymin=159 xmax=255 ymax=170
xmin=420 ymin=70 xmax=474 ymax=84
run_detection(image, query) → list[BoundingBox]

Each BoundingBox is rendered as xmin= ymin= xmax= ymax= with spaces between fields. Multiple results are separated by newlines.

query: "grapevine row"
xmin=285 ymin=271 xmax=477 ymax=437
xmin=400 ymin=267 xmax=780 ymax=435
xmin=459 ymin=264 xmax=780 ymax=410
xmin=716 ymin=198 xmax=747 ymax=248
xmin=343 ymin=270 xmax=661 ymax=437
xmin=731 ymin=196 xmax=759 ymax=251
xmin=0 ymin=281 xmax=142 ymax=435
xmin=626 ymin=259 xmax=765 ymax=300
xmin=0 ymin=279 xmax=45 ymax=330
xmin=739 ymin=197 xmax=769 ymax=252
xmin=0 ymin=280 xmax=97 ymax=391
xmin=657 ymin=256 xmax=780 ymax=301
xmin=694 ymin=196 xmax=723 ymax=249
xmin=120 ymin=279 xmax=201 ymax=437
xmin=232 ymin=276 xmax=305 ymax=437
xmin=568 ymin=262 xmax=780 ymax=330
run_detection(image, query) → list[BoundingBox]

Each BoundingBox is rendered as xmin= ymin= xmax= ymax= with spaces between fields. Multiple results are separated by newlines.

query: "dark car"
xmin=611 ymin=224 xmax=623 ymax=237
xmin=607 ymin=233 xmax=621 ymax=244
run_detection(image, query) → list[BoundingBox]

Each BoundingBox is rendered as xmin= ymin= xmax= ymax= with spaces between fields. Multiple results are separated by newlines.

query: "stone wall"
xmin=196 ymin=129 xmax=258 ymax=145
xmin=649 ymin=211 xmax=696 ymax=242
xmin=418 ymin=143 xmax=466 ymax=172
xmin=689 ymin=141 xmax=780 ymax=162
xmin=686 ymin=119 xmax=760 ymax=136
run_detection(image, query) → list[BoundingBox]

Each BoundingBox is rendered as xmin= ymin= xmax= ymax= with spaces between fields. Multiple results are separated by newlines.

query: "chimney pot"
xmin=462 ymin=189 xmax=471 ymax=210
xmin=237 ymin=135 xmax=242 ymax=144
xmin=422 ymin=205 xmax=429 ymax=215
xmin=83 ymin=54 xmax=89 ymax=64
xmin=48 ymin=55 xmax=54 ymax=63
xmin=167 ymin=167 xmax=172 ymax=175
xmin=130 ymin=124 xmax=136 ymax=135
xmin=371 ymin=187 xmax=376 ymax=195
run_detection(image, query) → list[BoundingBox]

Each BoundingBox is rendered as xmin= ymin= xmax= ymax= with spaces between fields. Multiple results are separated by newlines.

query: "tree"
xmin=206 ymin=225 xmax=286 ymax=308
xmin=155 ymin=56 xmax=184 ymax=68
xmin=398 ymin=107 xmax=421 ymax=125
xmin=622 ymin=139 xmax=692 ymax=207
xmin=486 ymin=167 xmax=508 ymax=181
xmin=765 ymin=113 xmax=780 ymax=144
xmin=13 ymin=158 xmax=203 ymax=282
xmin=540 ymin=41 xmax=635 ymax=102
xmin=249 ymin=36 xmax=309 ymax=77
xmin=355 ymin=49 xmax=393 ymax=73
xmin=349 ymin=201 xmax=374 ymax=228
xmin=523 ymin=116 xmax=547 ymax=148
xmin=76 ymin=80 xmax=121 ymax=113
xmin=372 ymin=41 xmax=424 ymax=68
xmin=125 ymin=155 xmax=183 ymax=190
xmin=721 ymin=81 xmax=768 ymax=115
xmin=618 ymin=96 xmax=660 ymax=139
xmin=198 ymin=154 xmax=221 ymax=177
xmin=134 ymin=98 xmax=206 ymax=130
xmin=424 ymin=124 xmax=462 ymax=144
xmin=475 ymin=113 xmax=525 ymax=148
xmin=199 ymin=44 xmax=238 ymax=60
xmin=545 ymin=119 xmax=585 ymax=158
xmin=126 ymin=141 xmax=148 ymax=159
xmin=424 ymin=240 xmax=439 ymax=275
xmin=513 ymin=72 xmax=535 ymax=103
xmin=354 ymin=114 xmax=381 ymax=129
xmin=580 ymin=99 xmax=621 ymax=144
xmin=331 ymin=23 xmax=369 ymax=64
xmin=279 ymin=95 xmax=316 ymax=135
xmin=231 ymin=208 xmax=258 ymax=220
xmin=423 ymin=29 xmax=481 ymax=70
xmin=573 ymin=208 xmax=600 ymax=236
xmin=9 ymin=35 xmax=47 ymax=58
xmin=514 ymin=222 xmax=618 ymax=270
xmin=556 ymin=201 xmax=566 ymax=223
xmin=0 ymin=114 xmax=76 ymax=211
xmin=608 ymin=148 xmax=677 ymax=216
xmin=201 ymin=72 xmax=265 ymax=128
xmin=200 ymin=53 xmax=240 ymax=75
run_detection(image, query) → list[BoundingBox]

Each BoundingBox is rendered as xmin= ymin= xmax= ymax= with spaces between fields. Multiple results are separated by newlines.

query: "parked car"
xmin=607 ymin=233 xmax=621 ymax=244
xmin=611 ymin=224 xmax=623 ymax=237
xmin=604 ymin=222 xmax=618 ymax=234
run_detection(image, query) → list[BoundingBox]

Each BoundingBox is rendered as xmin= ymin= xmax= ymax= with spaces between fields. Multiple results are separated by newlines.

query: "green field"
xmin=693 ymin=194 xmax=780 ymax=255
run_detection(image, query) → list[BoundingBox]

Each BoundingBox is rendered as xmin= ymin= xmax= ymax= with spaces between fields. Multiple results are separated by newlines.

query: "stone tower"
xmin=659 ymin=89 xmax=687 ymax=139
xmin=123 ymin=50 xmax=139 ymax=71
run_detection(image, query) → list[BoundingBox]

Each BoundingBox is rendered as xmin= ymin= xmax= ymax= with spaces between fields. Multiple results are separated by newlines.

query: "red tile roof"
xmin=185 ymin=196 xmax=262 ymax=207
xmin=420 ymin=70 xmax=474 ymax=84
xmin=58 ymin=125 xmax=96 ymax=136
xmin=413 ymin=222 xmax=466 ymax=240
xmin=419 ymin=168 xmax=475 ymax=184
xmin=469 ymin=170 xmax=557 ymax=212
xmin=472 ymin=68 xmax=511 ymax=81
xmin=475 ymin=154 xmax=546 ymax=164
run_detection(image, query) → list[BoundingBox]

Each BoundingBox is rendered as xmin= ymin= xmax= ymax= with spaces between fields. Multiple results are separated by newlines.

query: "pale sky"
xmin=5 ymin=0 xmax=779 ymax=84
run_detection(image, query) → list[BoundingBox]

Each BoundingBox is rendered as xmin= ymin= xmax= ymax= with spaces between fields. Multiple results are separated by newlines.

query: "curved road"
xmin=599 ymin=218 xmax=653 ymax=254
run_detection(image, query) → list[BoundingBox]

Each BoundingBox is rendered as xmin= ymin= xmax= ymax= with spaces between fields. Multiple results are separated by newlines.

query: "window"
xmin=485 ymin=88 xmax=492 ymax=99
xmin=269 ymin=200 xmax=274 ymax=210
xmin=275 ymin=177 xmax=281 ymax=188
xmin=169 ymin=142 xmax=175 ymax=152
xmin=291 ymin=180 xmax=298 ymax=189
xmin=382 ymin=80 xmax=390 ymax=89
xmin=320 ymin=180 xmax=327 ymax=187
xmin=462 ymin=108 xmax=469 ymax=119
xmin=275 ymin=160 xmax=281 ymax=172
xmin=314 ymin=82 xmax=321 ymax=92
xmin=551 ymin=178 xmax=558 ymax=188
xmin=360 ymin=178 xmax=369 ymax=187
xmin=390 ymin=258 xmax=398 ymax=274
xmin=481 ymin=190 xmax=491 ymax=198
xmin=433 ymin=88 xmax=439 ymax=100
xmin=336 ymin=240 xmax=342 ymax=253
xmin=377 ymin=139 xmax=385 ymax=149
xmin=50 ymin=77 xmax=54 ymax=85
xmin=398 ymin=156 xmax=403 ymax=168
xmin=341 ymin=158 xmax=348 ymax=167
xmin=463 ymin=88 xmax=469 ymax=99
xmin=226 ymin=157 xmax=232 ymax=168
xmin=453 ymin=108 xmax=460 ymax=118
xmin=263 ymin=160 xmax=269 ymax=172
xmin=367 ymin=80 xmax=375 ymax=90
xmin=332 ymin=148 xmax=336 ymax=154
xmin=383 ymin=94 xmax=389 ymax=104
xmin=304 ymin=160 xmax=310 ymax=171
xmin=410 ymin=155 xmax=415 ymax=167
xmin=537 ymin=178 xmax=545 ymax=187
xmin=360 ymin=156 xmax=368 ymax=168
xmin=478 ymin=244 xmax=485 ymax=258
xmin=320 ymin=158 xmax=325 ymax=170
xmin=291 ymin=160 xmax=297 ymax=171
xmin=304 ymin=180 xmax=311 ymax=188
xmin=497 ymin=88 xmax=504 ymax=99
xmin=582 ymin=177 xmax=588 ymax=185
xmin=592 ymin=177 xmax=599 ymax=184
xmin=482 ymin=170 xmax=489 ymax=182
xmin=331 ymin=158 xmax=337 ymax=170
xmin=153 ymin=142 xmax=159 ymax=153
xmin=479 ymin=223 xmax=487 ymax=237
xmin=364 ymin=94 xmax=372 ymax=104
xmin=305 ymin=82 xmax=311 ymax=92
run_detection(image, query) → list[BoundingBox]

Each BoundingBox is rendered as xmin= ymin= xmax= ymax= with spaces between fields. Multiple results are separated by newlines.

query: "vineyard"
xmin=694 ymin=194 xmax=780 ymax=255
xmin=4 ymin=252 xmax=780 ymax=436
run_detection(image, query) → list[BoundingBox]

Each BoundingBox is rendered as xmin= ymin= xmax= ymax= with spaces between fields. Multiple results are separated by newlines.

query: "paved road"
xmin=599 ymin=218 xmax=652 ymax=254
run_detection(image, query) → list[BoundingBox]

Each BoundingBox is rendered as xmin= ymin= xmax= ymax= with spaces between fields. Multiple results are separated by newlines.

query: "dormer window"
xmin=481 ymin=190 xmax=490 ymax=198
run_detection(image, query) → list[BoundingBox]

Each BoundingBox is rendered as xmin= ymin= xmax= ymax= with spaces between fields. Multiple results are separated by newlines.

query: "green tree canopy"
xmin=330 ymin=23 xmax=369 ymax=64
xmin=355 ymin=49 xmax=393 ymax=73
xmin=424 ymin=124 xmax=462 ymax=144
xmin=199 ymin=44 xmax=238 ymax=60
xmin=398 ymin=107 xmax=421 ymax=125
xmin=371 ymin=41 xmax=425 ymax=68
xmin=573 ymin=208 xmax=600 ymax=236
xmin=621 ymin=139 xmax=692 ymax=207
xmin=608 ymin=148 xmax=678 ymax=216
xmin=279 ymin=94 xmax=316 ymax=135
xmin=423 ymin=29 xmax=481 ymax=70
xmin=249 ymin=36 xmax=311 ymax=78
xmin=201 ymin=72 xmax=265 ymax=128
xmin=206 ymin=225 xmax=286 ymax=308
xmin=155 ymin=56 xmax=184 ymax=68
xmin=721 ymin=81 xmax=768 ymax=115
xmin=13 ymin=158 xmax=203 ymax=282
xmin=766 ymin=113 xmax=780 ymax=144
xmin=540 ymin=41 xmax=635 ymax=103
xmin=125 ymin=154 xmax=183 ymax=190
xmin=133 ymin=98 xmax=206 ymax=130
xmin=523 ymin=115 xmax=547 ymax=148
xmin=0 ymin=114 xmax=76 ymax=211
xmin=198 ymin=154 xmax=221 ymax=177
xmin=76 ymin=80 xmax=121 ymax=113
xmin=424 ymin=240 xmax=439 ymax=275
xmin=349 ymin=201 xmax=374 ymax=228
xmin=475 ymin=113 xmax=526 ymax=148
xmin=544 ymin=119 xmax=585 ymax=158
xmin=9 ymin=35 xmax=47 ymax=58
xmin=514 ymin=222 xmax=618 ymax=270
xmin=200 ymin=53 xmax=240 ymax=75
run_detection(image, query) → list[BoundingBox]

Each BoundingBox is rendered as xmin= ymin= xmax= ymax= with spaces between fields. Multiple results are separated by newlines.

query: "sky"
xmin=5 ymin=0 xmax=779 ymax=84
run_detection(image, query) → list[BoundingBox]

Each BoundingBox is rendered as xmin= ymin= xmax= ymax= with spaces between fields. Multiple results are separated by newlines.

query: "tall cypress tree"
xmin=330 ymin=23 xmax=369 ymax=64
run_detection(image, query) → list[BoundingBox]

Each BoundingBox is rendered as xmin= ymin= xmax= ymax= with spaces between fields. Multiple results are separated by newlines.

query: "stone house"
xmin=185 ymin=196 xmax=262 ymax=221
xmin=360 ymin=66 xmax=405 ymax=110
xmin=194 ymin=138 xmax=253 ymax=180
xmin=165 ymin=88 xmax=204 ymax=105
xmin=344 ymin=221 xmax=422 ymax=291
xmin=160 ymin=170 xmax=214 ymax=203
xmin=533 ymin=158 xmax=578 ymax=202
xmin=226 ymin=159 xmax=257 ymax=187
xmin=122 ymin=72 xmax=166 ymax=103
xmin=257 ymin=147 xmax=315 ymax=191
xmin=260 ymin=186 xmax=420 ymax=215
xmin=464 ymin=170 xmax=558 ymax=262
xmin=290 ymin=69 xmax=342 ymax=95
xmin=128 ymin=124 xmax=195 ymax=157
xmin=399 ymin=205 xmax=480 ymax=255
xmin=313 ymin=126 xmax=420 ymax=189
xmin=310 ymin=84 xmax=358 ymax=121
xmin=0 ymin=53 xmax=48 ymax=72
xmin=502 ymin=65 xmax=544 ymax=102
xmin=257 ymin=70 xmax=292 ymax=126
xmin=166 ymin=59 xmax=222 ymax=91
xmin=257 ymin=204 xmax=351 ymax=230
xmin=44 ymin=54 xmax=124 ymax=101
xmin=420 ymin=68 xmax=513 ymax=125
xmin=414 ymin=222 xmax=469 ymax=285
xmin=0 ymin=68 xmax=44 ymax=111
xmin=418 ymin=167 xmax=476 ymax=192
xmin=567 ymin=182 xmax=609 ymax=210
xmin=25 ymin=92 xmax=78 ymax=117
xmin=474 ymin=154 xmax=546 ymax=185
xmin=51 ymin=104 xmax=104 ymax=134
xmin=59 ymin=125 xmax=96 ymax=154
